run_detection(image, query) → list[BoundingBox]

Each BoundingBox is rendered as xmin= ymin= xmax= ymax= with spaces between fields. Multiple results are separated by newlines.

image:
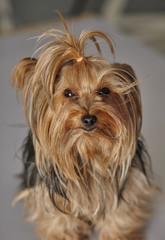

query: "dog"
xmin=12 ymin=13 xmax=156 ymax=240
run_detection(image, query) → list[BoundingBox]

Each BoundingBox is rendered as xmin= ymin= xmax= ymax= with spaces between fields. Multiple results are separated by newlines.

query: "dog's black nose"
xmin=81 ymin=114 xmax=97 ymax=128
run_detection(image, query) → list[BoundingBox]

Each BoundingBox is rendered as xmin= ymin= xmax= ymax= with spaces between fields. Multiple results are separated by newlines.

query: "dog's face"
xmin=12 ymin=27 xmax=142 ymax=181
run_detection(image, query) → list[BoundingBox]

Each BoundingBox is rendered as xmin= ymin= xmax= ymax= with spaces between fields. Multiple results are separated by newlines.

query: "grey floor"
xmin=0 ymin=16 xmax=165 ymax=240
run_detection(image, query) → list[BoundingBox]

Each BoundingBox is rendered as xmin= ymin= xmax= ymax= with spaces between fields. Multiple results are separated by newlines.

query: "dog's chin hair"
xmin=31 ymin=128 xmax=136 ymax=216
xmin=34 ymin=125 xmax=134 ymax=181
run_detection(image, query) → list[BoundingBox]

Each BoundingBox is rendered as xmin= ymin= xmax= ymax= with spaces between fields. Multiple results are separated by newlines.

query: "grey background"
xmin=0 ymin=1 xmax=165 ymax=240
xmin=1 ymin=0 xmax=165 ymax=28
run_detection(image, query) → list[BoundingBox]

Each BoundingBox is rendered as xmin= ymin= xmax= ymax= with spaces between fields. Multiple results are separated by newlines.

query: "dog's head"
xmin=12 ymin=17 xmax=142 ymax=183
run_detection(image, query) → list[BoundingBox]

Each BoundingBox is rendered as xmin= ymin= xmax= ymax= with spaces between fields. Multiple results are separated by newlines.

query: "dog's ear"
xmin=111 ymin=63 xmax=136 ymax=82
xmin=11 ymin=58 xmax=37 ymax=92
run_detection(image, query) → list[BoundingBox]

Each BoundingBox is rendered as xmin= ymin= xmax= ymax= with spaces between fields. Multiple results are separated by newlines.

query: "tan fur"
xmin=12 ymin=13 xmax=156 ymax=240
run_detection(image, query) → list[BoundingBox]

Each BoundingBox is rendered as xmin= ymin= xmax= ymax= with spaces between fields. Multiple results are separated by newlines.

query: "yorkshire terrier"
xmin=12 ymin=13 xmax=156 ymax=240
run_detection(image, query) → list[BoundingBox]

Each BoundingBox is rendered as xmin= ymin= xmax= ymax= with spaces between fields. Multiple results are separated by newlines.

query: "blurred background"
xmin=0 ymin=1 xmax=165 ymax=240
xmin=0 ymin=0 xmax=165 ymax=54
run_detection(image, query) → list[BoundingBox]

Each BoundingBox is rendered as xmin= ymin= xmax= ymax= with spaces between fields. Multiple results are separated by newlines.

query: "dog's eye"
xmin=64 ymin=89 xmax=76 ymax=98
xmin=98 ymin=87 xmax=110 ymax=96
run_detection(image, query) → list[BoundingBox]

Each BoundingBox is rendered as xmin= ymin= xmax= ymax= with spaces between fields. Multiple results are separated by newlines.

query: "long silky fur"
xmin=20 ymin=131 xmax=152 ymax=211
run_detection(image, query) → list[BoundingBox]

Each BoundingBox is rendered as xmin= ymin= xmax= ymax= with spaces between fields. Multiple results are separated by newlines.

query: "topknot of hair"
xmin=33 ymin=11 xmax=115 ymax=97
xmin=36 ymin=11 xmax=114 ymax=64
